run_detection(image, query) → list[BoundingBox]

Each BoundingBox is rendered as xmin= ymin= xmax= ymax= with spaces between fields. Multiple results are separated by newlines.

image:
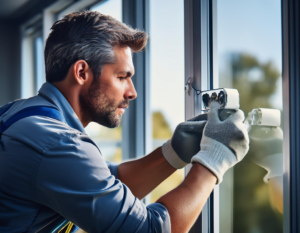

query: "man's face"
xmin=80 ymin=46 xmax=136 ymax=128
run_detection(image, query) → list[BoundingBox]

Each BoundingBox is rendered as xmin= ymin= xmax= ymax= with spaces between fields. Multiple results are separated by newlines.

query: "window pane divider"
xmin=185 ymin=0 xmax=217 ymax=232
xmin=282 ymin=0 xmax=300 ymax=232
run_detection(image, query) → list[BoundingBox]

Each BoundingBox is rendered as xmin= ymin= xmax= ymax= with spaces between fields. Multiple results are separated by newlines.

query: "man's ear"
xmin=73 ymin=60 xmax=93 ymax=85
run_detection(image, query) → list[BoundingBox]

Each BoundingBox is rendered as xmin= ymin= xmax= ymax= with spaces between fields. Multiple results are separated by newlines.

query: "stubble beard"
xmin=80 ymin=79 xmax=128 ymax=128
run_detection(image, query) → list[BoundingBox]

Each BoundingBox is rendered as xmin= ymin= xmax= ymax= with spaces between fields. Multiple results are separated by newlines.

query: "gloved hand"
xmin=161 ymin=115 xmax=207 ymax=169
xmin=191 ymin=102 xmax=249 ymax=184
xmin=248 ymin=125 xmax=283 ymax=183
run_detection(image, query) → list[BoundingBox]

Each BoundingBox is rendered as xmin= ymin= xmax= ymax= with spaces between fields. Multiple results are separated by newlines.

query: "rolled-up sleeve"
xmin=34 ymin=133 xmax=171 ymax=233
xmin=106 ymin=161 xmax=119 ymax=179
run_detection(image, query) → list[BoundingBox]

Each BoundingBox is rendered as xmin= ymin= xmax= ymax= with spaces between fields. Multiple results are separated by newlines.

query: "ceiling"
xmin=0 ymin=0 xmax=32 ymax=18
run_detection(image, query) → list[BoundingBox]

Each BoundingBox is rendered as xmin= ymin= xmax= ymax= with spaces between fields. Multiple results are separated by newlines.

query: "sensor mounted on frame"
xmin=201 ymin=88 xmax=240 ymax=111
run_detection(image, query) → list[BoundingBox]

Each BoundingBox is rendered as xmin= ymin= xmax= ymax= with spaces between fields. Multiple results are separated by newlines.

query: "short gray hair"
xmin=45 ymin=11 xmax=148 ymax=83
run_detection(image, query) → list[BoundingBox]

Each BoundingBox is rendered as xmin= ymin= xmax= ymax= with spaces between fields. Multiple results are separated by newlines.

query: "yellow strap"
xmin=58 ymin=222 xmax=74 ymax=233
xmin=66 ymin=222 xmax=74 ymax=233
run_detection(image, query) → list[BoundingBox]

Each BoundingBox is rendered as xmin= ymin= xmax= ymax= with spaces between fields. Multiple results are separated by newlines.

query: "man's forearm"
xmin=117 ymin=147 xmax=217 ymax=233
xmin=117 ymin=147 xmax=176 ymax=199
xmin=157 ymin=163 xmax=216 ymax=233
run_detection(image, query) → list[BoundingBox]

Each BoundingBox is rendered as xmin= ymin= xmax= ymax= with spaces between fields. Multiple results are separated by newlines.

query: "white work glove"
xmin=162 ymin=114 xmax=207 ymax=169
xmin=191 ymin=102 xmax=249 ymax=184
xmin=248 ymin=125 xmax=283 ymax=183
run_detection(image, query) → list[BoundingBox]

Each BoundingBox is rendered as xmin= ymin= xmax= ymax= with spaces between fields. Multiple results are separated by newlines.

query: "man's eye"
xmin=119 ymin=77 xmax=127 ymax=80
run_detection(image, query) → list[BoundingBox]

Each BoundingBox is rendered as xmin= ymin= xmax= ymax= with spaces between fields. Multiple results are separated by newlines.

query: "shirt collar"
xmin=38 ymin=82 xmax=86 ymax=133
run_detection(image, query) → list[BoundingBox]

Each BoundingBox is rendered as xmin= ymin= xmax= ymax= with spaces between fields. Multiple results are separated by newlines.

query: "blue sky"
xmin=218 ymin=0 xmax=281 ymax=68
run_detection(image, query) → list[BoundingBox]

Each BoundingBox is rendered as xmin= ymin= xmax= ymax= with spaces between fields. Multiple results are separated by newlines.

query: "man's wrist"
xmin=191 ymin=137 xmax=237 ymax=184
xmin=162 ymin=140 xmax=188 ymax=169
xmin=192 ymin=163 xmax=217 ymax=181
xmin=184 ymin=163 xmax=217 ymax=189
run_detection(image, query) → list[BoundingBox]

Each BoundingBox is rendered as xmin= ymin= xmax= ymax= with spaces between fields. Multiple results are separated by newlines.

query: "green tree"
xmin=231 ymin=53 xmax=280 ymax=114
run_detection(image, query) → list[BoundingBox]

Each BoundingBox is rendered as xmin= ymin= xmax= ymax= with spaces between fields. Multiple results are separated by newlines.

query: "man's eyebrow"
xmin=117 ymin=71 xmax=133 ymax=77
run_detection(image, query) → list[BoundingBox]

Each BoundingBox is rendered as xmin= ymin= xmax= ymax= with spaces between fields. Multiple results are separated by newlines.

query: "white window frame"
xmin=21 ymin=15 xmax=43 ymax=98
xmin=184 ymin=0 xmax=218 ymax=232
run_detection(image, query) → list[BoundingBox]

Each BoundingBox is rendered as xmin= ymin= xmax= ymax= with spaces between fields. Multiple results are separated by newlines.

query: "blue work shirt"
xmin=0 ymin=82 xmax=171 ymax=233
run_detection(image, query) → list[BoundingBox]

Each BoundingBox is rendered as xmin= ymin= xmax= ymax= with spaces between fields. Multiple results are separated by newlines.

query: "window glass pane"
xmin=217 ymin=1 xmax=283 ymax=232
xmin=149 ymin=0 xmax=184 ymax=203
xmin=91 ymin=0 xmax=122 ymax=21
xmin=34 ymin=35 xmax=45 ymax=93
xmin=22 ymin=27 xmax=43 ymax=98
xmin=85 ymin=0 xmax=123 ymax=163
xmin=21 ymin=33 xmax=35 ymax=98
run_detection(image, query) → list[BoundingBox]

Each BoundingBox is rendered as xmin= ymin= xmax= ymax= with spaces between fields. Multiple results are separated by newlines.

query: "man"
xmin=0 ymin=11 xmax=249 ymax=232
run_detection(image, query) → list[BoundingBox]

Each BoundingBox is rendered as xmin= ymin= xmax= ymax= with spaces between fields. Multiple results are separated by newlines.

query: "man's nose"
xmin=125 ymin=79 xmax=137 ymax=100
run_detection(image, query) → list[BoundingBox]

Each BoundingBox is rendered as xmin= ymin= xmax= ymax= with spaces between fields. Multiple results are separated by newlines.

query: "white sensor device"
xmin=248 ymin=108 xmax=281 ymax=127
xmin=201 ymin=88 xmax=240 ymax=111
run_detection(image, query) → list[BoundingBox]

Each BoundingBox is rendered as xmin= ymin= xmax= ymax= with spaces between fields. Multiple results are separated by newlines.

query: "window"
xmin=149 ymin=0 xmax=185 ymax=203
xmin=90 ymin=0 xmax=122 ymax=22
xmin=217 ymin=1 xmax=283 ymax=232
xmin=184 ymin=1 xmax=286 ymax=232
xmin=21 ymin=19 xmax=44 ymax=98
xmin=34 ymin=35 xmax=45 ymax=94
